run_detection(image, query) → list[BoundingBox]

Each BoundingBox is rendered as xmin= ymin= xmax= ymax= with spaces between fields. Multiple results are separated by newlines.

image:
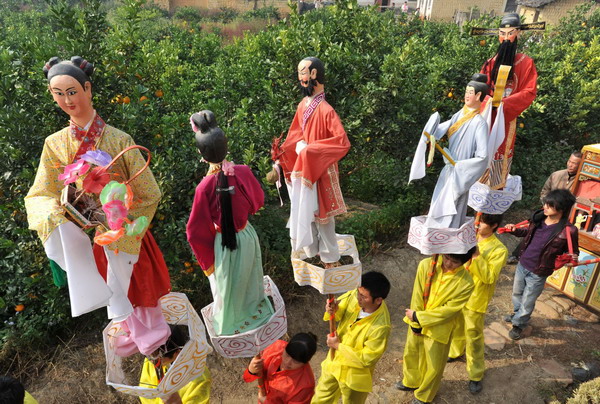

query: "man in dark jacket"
xmin=503 ymin=189 xmax=578 ymax=340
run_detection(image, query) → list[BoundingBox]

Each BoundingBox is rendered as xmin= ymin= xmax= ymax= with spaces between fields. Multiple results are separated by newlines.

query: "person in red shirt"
xmin=243 ymin=333 xmax=318 ymax=403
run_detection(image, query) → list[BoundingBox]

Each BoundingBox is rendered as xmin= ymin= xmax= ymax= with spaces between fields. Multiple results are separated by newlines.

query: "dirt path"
xmin=27 ymin=232 xmax=600 ymax=403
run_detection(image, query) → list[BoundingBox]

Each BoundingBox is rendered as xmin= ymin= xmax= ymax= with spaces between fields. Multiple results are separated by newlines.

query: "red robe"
xmin=93 ymin=231 xmax=171 ymax=308
xmin=480 ymin=53 xmax=537 ymax=162
xmin=278 ymin=97 xmax=350 ymax=222
xmin=243 ymin=340 xmax=315 ymax=404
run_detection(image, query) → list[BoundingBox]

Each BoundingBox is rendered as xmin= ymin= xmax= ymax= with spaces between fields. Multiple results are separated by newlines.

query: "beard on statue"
xmin=299 ymin=78 xmax=317 ymax=97
xmin=490 ymin=39 xmax=518 ymax=87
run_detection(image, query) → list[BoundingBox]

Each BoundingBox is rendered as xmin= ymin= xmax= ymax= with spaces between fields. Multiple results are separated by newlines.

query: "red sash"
xmin=301 ymin=92 xmax=325 ymax=131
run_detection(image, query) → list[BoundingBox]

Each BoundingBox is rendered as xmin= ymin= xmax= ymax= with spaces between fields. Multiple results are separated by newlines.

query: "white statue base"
xmin=200 ymin=275 xmax=287 ymax=358
xmin=103 ymin=293 xmax=211 ymax=399
xmin=408 ymin=215 xmax=477 ymax=255
xmin=292 ymin=234 xmax=362 ymax=295
xmin=468 ymin=175 xmax=522 ymax=214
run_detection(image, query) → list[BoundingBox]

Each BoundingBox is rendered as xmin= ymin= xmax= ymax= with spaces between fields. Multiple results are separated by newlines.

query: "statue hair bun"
xmin=191 ymin=110 xmax=218 ymax=134
xmin=70 ymin=56 xmax=94 ymax=77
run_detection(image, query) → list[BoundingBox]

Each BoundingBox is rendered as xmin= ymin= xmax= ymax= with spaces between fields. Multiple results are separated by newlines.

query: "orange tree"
xmin=0 ymin=0 xmax=598 ymax=350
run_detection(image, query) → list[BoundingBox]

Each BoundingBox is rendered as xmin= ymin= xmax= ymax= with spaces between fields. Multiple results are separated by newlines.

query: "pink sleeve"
xmin=186 ymin=179 xmax=216 ymax=271
xmin=236 ymin=166 xmax=264 ymax=214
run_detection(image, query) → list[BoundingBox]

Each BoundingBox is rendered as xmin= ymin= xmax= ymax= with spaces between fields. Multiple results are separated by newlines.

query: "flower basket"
xmin=60 ymin=145 xmax=151 ymax=230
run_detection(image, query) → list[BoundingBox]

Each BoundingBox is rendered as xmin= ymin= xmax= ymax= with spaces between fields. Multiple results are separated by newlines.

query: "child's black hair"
xmin=0 ymin=376 xmax=25 ymax=404
xmin=480 ymin=213 xmax=503 ymax=232
xmin=285 ymin=332 xmax=318 ymax=364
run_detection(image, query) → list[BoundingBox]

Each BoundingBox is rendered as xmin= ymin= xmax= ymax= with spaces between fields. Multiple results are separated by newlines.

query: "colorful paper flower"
xmin=94 ymin=228 xmax=125 ymax=246
xmin=80 ymin=150 xmax=112 ymax=167
xmin=100 ymin=181 xmax=128 ymax=205
xmin=123 ymin=184 xmax=134 ymax=209
xmin=125 ymin=216 xmax=149 ymax=236
xmin=103 ymin=200 xmax=128 ymax=230
xmin=58 ymin=159 xmax=90 ymax=185
xmin=82 ymin=166 xmax=111 ymax=194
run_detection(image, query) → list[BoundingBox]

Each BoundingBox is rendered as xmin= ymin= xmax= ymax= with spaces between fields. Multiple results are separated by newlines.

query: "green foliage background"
xmin=0 ymin=0 xmax=598 ymax=351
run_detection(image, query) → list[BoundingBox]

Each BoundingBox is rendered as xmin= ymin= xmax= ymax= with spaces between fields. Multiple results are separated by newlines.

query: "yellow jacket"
xmin=466 ymin=234 xmax=508 ymax=313
xmin=24 ymin=391 xmax=38 ymax=404
xmin=25 ymin=125 xmax=160 ymax=255
xmin=322 ymin=289 xmax=391 ymax=392
xmin=139 ymin=359 xmax=211 ymax=403
xmin=404 ymin=257 xmax=474 ymax=344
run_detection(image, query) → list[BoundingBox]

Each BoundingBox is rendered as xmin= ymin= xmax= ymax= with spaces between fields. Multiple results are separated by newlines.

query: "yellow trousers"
xmin=402 ymin=329 xmax=451 ymax=403
xmin=311 ymin=370 xmax=369 ymax=404
xmin=449 ymin=308 xmax=486 ymax=381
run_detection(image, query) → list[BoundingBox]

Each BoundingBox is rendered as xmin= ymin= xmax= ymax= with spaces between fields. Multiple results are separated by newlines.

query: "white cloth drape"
xmin=43 ymin=222 xmax=112 ymax=316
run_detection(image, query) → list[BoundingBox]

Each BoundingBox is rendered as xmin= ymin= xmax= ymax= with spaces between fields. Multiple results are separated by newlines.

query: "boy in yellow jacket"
xmin=139 ymin=326 xmax=211 ymax=404
xmin=449 ymin=214 xmax=508 ymax=394
xmin=397 ymin=248 xmax=475 ymax=404
xmin=312 ymin=271 xmax=391 ymax=404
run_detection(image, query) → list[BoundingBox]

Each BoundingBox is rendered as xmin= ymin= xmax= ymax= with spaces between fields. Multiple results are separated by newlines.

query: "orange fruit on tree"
xmin=479 ymin=39 xmax=486 ymax=46
xmin=447 ymin=92 xmax=453 ymax=98
xmin=155 ymin=90 xmax=164 ymax=98
xmin=140 ymin=95 xmax=148 ymax=102
xmin=123 ymin=96 xmax=131 ymax=104
xmin=15 ymin=304 xmax=25 ymax=312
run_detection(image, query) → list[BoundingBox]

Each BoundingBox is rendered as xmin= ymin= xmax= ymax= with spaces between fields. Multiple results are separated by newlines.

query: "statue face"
xmin=297 ymin=59 xmax=317 ymax=97
xmin=464 ymin=85 xmax=481 ymax=109
xmin=498 ymin=27 xmax=519 ymax=43
xmin=48 ymin=75 xmax=93 ymax=121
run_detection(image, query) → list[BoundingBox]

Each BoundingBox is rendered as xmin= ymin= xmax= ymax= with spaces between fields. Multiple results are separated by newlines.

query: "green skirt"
xmin=212 ymin=222 xmax=274 ymax=336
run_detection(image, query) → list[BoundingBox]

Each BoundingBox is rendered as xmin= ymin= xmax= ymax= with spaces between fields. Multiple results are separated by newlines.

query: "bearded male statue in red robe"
xmin=269 ymin=57 xmax=350 ymax=266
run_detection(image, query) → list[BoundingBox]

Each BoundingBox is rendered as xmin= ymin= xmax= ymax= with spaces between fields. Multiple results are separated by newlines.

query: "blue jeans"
xmin=511 ymin=262 xmax=547 ymax=328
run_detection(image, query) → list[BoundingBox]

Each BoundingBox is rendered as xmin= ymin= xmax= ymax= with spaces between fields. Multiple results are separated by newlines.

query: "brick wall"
xmin=539 ymin=0 xmax=596 ymax=25
xmin=519 ymin=0 xmax=598 ymax=26
xmin=154 ymin=0 xmax=291 ymax=13
xmin=429 ymin=0 xmax=507 ymax=21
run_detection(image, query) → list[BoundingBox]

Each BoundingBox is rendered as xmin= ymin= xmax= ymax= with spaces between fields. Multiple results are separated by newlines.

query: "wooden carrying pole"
xmin=423 ymin=254 xmax=438 ymax=309
xmin=465 ymin=211 xmax=483 ymax=271
xmin=256 ymin=352 xmax=267 ymax=397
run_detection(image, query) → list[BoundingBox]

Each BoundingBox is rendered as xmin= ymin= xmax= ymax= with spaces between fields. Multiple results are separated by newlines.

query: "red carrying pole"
xmin=498 ymin=220 xmax=530 ymax=234
xmin=572 ymin=257 xmax=600 ymax=268
xmin=327 ymin=294 xmax=336 ymax=359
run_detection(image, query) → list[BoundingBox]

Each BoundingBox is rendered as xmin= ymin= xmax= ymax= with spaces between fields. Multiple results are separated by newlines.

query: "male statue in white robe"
xmin=410 ymin=74 xmax=490 ymax=229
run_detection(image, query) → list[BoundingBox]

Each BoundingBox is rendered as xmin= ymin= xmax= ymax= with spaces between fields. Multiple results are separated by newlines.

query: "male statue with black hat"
xmin=478 ymin=13 xmax=540 ymax=188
